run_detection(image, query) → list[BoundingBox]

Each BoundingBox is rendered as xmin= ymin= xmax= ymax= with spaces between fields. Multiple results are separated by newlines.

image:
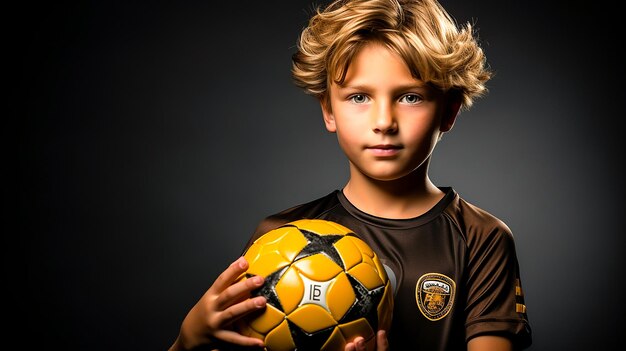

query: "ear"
xmin=320 ymin=100 xmax=337 ymax=133
xmin=440 ymin=98 xmax=462 ymax=133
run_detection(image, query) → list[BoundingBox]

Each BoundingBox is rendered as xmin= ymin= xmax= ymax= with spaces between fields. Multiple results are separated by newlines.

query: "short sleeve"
xmin=464 ymin=223 xmax=532 ymax=348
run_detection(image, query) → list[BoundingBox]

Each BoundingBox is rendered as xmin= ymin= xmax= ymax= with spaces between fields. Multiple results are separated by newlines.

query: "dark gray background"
xmin=18 ymin=1 xmax=624 ymax=350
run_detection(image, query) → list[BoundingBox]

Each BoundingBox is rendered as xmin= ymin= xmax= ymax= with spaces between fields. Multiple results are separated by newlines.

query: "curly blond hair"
xmin=292 ymin=0 xmax=492 ymax=110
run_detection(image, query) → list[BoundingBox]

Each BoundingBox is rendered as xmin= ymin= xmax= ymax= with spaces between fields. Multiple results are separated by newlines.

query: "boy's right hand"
xmin=169 ymin=257 xmax=267 ymax=351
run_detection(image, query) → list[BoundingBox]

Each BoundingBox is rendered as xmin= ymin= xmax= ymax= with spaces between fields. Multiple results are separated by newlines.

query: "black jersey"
xmin=244 ymin=187 xmax=532 ymax=350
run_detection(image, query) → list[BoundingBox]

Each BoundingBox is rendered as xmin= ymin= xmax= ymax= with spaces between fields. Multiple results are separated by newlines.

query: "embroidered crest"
xmin=415 ymin=273 xmax=455 ymax=321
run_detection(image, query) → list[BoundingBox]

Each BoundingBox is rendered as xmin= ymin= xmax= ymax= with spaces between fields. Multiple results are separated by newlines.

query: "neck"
xmin=342 ymin=165 xmax=444 ymax=219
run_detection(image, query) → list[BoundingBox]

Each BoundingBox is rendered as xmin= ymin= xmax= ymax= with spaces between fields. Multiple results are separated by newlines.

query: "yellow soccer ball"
xmin=236 ymin=219 xmax=394 ymax=351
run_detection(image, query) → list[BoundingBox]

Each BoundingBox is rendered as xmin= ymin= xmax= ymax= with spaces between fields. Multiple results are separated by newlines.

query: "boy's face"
xmin=321 ymin=42 xmax=457 ymax=182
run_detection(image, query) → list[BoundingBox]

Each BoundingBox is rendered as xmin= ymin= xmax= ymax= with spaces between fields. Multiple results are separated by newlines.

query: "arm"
xmin=169 ymin=257 xmax=267 ymax=351
xmin=468 ymin=335 xmax=513 ymax=351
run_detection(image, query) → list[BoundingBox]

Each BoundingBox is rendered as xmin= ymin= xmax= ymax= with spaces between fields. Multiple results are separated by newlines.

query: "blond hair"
xmin=292 ymin=0 xmax=492 ymax=110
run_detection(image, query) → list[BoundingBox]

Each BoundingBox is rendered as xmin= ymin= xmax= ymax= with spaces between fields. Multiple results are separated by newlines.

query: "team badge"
xmin=415 ymin=273 xmax=455 ymax=321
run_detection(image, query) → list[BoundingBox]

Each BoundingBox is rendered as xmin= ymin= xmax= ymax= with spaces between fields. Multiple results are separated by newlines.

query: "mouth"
xmin=366 ymin=144 xmax=402 ymax=156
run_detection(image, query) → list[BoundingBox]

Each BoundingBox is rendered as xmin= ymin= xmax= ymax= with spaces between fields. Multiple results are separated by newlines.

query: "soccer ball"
xmin=236 ymin=219 xmax=394 ymax=351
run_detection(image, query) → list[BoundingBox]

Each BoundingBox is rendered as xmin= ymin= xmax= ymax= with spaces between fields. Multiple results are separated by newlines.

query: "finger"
xmin=355 ymin=337 xmax=366 ymax=351
xmin=217 ymin=294 xmax=267 ymax=326
xmin=214 ymin=274 xmax=265 ymax=310
xmin=346 ymin=337 xmax=365 ymax=351
xmin=213 ymin=329 xmax=265 ymax=348
xmin=377 ymin=330 xmax=389 ymax=351
xmin=210 ymin=257 xmax=249 ymax=293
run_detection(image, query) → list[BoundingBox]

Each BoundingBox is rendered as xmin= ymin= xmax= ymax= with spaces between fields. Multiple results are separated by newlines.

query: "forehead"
xmin=338 ymin=42 xmax=424 ymax=88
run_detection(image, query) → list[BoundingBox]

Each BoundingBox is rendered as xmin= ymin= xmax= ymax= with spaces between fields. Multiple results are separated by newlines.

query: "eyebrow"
xmin=337 ymin=82 xmax=429 ymax=92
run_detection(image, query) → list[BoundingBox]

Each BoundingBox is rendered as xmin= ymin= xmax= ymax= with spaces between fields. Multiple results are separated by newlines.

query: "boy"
xmin=170 ymin=0 xmax=532 ymax=350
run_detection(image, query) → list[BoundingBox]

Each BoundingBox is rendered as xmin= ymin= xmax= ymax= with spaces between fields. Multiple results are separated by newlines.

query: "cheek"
xmin=335 ymin=128 xmax=359 ymax=152
xmin=402 ymin=121 xmax=442 ymax=158
xmin=405 ymin=122 xmax=439 ymax=144
xmin=334 ymin=116 xmax=367 ymax=141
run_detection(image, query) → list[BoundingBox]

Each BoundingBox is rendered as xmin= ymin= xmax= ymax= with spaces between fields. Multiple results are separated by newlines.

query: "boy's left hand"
xmin=345 ymin=330 xmax=388 ymax=351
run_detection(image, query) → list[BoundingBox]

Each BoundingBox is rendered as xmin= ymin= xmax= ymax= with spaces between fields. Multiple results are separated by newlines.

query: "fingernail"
xmin=237 ymin=256 xmax=247 ymax=269
xmin=255 ymin=297 xmax=266 ymax=307
xmin=253 ymin=275 xmax=264 ymax=285
xmin=357 ymin=339 xmax=365 ymax=348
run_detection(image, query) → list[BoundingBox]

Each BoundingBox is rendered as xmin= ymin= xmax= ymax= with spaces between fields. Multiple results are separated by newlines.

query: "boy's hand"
xmin=344 ymin=330 xmax=389 ymax=351
xmin=170 ymin=257 xmax=267 ymax=351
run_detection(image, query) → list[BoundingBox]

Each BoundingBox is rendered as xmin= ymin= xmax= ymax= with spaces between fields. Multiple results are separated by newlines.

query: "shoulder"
xmin=250 ymin=190 xmax=342 ymax=240
xmin=444 ymin=193 xmax=515 ymax=249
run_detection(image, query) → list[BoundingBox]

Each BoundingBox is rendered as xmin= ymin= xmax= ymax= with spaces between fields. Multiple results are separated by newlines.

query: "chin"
xmin=352 ymin=161 xmax=421 ymax=182
xmin=362 ymin=165 xmax=424 ymax=183
xmin=366 ymin=171 xmax=412 ymax=182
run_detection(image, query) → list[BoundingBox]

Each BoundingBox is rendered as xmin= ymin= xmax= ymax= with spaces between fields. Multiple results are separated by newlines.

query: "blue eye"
xmin=400 ymin=94 xmax=421 ymax=104
xmin=350 ymin=94 xmax=369 ymax=104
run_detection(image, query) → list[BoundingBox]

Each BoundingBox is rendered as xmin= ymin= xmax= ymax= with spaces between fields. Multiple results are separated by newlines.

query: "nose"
xmin=372 ymin=102 xmax=397 ymax=134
